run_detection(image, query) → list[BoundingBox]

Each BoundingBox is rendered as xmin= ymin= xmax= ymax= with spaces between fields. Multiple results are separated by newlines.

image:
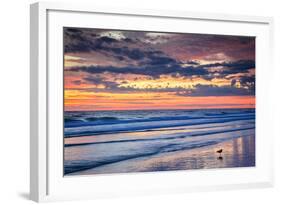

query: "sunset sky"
xmin=64 ymin=28 xmax=255 ymax=111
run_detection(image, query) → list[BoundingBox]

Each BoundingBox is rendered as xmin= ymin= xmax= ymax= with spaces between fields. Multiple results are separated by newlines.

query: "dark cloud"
xmin=66 ymin=28 xmax=82 ymax=33
xmin=64 ymin=40 xmax=93 ymax=53
xmin=123 ymin=38 xmax=134 ymax=43
xmin=109 ymin=47 xmax=146 ymax=60
xmin=201 ymin=60 xmax=255 ymax=74
xmin=64 ymin=28 xmax=140 ymax=56
xmin=98 ymin=36 xmax=118 ymax=44
xmin=239 ymin=75 xmax=255 ymax=92
xmin=68 ymin=59 xmax=254 ymax=80
xmin=83 ymin=76 xmax=104 ymax=85
xmin=194 ymin=60 xmax=255 ymax=81
xmin=147 ymin=55 xmax=177 ymax=66
xmin=231 ymin=79 xmax=236 ymax=87
xmin=64 ymin=28 xmax=180 ymax=65
xmin=177 ymin=84 xmax=254 ymax=96
xmin=220 ymin=60 xmax=255 ymax=74
xmin=69 ymin=63 xmax=209 ymax=79
xmin=239 ymin=76 xmax=255 ymax=85
xmin=64 ymin=28 xmax=123 ymax=53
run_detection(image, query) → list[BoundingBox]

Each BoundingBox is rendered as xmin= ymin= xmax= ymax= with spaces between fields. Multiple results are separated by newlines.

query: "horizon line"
xmin=64 ymin=107 xmax=255 ymax=112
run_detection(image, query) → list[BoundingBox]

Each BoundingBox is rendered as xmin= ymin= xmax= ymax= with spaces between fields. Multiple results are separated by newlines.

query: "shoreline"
xmin=67 ymin=135 xmax=255 ymax=176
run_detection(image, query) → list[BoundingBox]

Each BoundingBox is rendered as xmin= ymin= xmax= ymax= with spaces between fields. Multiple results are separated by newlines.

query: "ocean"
xmin=64 ymin=108 xmax=255 ymax=175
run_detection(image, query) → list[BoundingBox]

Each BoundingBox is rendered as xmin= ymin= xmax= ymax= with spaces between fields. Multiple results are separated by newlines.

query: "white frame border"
xmin=30 ymin=1 xmax=274 ymax=202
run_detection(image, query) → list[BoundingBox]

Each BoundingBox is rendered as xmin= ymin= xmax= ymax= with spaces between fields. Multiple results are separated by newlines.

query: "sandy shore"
xmin=69 ymin=135 xmax=255 ymax=176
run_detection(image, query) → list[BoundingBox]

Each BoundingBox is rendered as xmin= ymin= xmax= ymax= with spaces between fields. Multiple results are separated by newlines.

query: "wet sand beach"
xmin=68 ymin=135 xmax=255 ymax=176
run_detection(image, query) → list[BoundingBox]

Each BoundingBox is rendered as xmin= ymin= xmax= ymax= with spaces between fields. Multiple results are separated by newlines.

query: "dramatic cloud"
xmin=177 ymin=84 xmax=254 ymax=97
xmin=68 ymin=64 xmax=209 ymax=79
xmin=63 ymin=27 xmax=255 ymax=111
xmin=68 ymin=59 xmax=254 ymax=81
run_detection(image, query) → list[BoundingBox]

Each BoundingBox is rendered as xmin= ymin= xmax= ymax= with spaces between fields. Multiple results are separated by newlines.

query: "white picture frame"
xmin=30 ymin=1 xmax=274 ymax=202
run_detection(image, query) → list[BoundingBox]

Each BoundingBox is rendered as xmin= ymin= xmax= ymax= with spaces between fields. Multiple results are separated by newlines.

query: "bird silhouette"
xmin=216 ymin=149 xmax=223 ymax=154
xmin=216 ymin=149 xmax=223 ymax=160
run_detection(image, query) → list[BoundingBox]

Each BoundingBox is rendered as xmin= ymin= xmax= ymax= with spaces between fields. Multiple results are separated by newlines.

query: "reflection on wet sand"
xmin=72 ymin=135 xmax=255 ymax=175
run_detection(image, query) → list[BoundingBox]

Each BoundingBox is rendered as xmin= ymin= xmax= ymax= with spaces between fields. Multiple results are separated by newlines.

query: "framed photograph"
xmin=30 ymin=2 xmax=274 ymax=202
